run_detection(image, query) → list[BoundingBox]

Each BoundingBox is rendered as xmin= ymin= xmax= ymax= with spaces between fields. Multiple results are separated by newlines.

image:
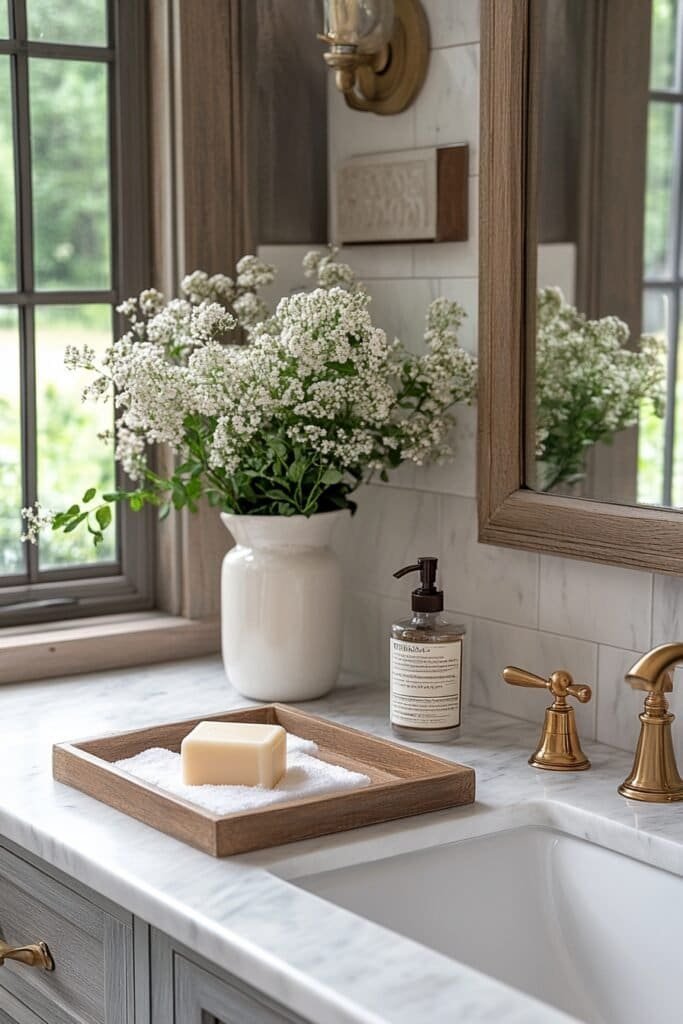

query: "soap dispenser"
xmin=390 ymin=556 xmax=465 ymax=742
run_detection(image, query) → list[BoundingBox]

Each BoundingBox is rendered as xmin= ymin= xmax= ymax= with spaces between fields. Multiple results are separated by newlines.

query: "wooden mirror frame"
xmin=477 ymin=0 xmax=683 ymax=575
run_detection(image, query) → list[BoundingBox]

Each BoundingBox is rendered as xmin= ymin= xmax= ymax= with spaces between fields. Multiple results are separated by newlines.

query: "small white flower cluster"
xmin=20 ymin=502 xmax=54 ymax=544
xmin=302 ymin=246 xmax=361 ymax=292
xmin=536 ymin=287 xmax=665 ymax=489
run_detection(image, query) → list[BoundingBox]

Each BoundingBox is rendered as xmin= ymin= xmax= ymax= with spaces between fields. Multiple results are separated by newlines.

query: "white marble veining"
xmin=3 ymin=657 xmax=683 ymax=1023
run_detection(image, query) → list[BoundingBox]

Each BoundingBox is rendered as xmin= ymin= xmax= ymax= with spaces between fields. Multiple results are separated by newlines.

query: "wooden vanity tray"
xmin=53 ymin=704 xmax=475 ymax=856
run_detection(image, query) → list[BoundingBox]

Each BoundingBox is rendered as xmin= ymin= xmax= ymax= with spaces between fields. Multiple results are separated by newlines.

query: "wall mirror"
xmin=479 ymin=0 xmax=683 ymax=573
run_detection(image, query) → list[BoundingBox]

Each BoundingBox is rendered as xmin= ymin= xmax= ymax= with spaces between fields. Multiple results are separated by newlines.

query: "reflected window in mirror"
xmin=527 ymin=0 xmax=683 ymax=510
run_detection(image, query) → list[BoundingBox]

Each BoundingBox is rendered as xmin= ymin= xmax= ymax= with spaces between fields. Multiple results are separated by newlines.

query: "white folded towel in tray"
xmin=115 ymin=733 xmax=370 ymax=815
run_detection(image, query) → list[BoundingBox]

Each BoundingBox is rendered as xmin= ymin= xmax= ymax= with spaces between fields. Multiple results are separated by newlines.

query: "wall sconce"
xmin=320 ymin=0 xmax=429 ymax=115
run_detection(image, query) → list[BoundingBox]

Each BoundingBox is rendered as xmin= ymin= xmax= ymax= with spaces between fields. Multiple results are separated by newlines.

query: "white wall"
xmin=327 ymin=0 xmax=683 ymax=760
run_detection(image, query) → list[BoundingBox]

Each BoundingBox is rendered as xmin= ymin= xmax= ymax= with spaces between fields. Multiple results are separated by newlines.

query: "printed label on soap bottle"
xmin=390 ymin=639 xmax=462 ymax=729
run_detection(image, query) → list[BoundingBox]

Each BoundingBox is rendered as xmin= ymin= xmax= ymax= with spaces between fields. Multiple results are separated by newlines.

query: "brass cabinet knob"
xmin=0 ymin=939 xmax=54 ymax=971
xmin=503 ymin=666 xmax=592 ymax=771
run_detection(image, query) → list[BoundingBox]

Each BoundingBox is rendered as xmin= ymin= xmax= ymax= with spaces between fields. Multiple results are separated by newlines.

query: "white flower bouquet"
xmin=22 ymin=249 xmax=477 ymax=545
xmin=535 ymin=287 xmax=666 ymax=492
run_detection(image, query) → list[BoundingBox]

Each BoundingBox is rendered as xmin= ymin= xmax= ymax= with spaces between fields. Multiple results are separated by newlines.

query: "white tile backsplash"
xmin=440 ymin=495 xmax=539 ymax=628
xmin=327 ymin=0 xmax=674 ymax=740
xmin=652 ymin=574 xmax=683 ymax=644
xmin=414 ymin=44 xmax=480 ymax=166
xmin=469 ymin=618 xmax=598 ymax=738
xmin=423 ymin=0 xmax=480 ymax=48
xmin=413 ymin=176 xmax=478 ymax=278
xmin=332 ymin=484 xmax=441 ymax=598
xmin=365 ymin=278 xmax=441 ymax=352
xmin=539 ymin=557 xmax=652 ymax=651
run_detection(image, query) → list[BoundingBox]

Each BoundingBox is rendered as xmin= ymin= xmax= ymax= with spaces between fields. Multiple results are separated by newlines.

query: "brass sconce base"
xmin=618 ymin=703 xmax=683 ymax=802
xmin=530 ymin=706 xmax=591 ymax=772
xmin=323 ymin=0 xmax=430 ymax=115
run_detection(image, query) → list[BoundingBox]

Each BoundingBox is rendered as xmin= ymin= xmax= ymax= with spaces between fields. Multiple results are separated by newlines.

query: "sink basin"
xmin=290 ymin=827 xmax=683 ymax=1023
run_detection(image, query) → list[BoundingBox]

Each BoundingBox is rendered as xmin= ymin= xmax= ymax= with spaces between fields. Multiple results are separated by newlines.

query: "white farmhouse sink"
xmin=291 ymin=827 xmax=683 ymax=1023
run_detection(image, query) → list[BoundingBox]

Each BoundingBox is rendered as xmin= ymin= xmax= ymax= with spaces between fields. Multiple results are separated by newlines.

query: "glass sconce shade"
xmin=323 ymin=0 xmax=395 ymax=54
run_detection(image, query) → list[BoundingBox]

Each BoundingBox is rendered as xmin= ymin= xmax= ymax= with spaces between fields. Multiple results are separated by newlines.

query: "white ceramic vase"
xmin=220 ymin=510 xmax=346 ymax=702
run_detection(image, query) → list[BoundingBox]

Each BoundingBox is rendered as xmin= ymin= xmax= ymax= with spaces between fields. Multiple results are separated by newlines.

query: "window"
xmin=0 ymin=0 xmax=152 ymax=625
xmin=640 ymin=0 xmax=683 ymax=505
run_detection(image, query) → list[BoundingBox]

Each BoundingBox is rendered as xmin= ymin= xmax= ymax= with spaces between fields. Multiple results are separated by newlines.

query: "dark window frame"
xmin=0 ymin=0 xmax=154 ymax=626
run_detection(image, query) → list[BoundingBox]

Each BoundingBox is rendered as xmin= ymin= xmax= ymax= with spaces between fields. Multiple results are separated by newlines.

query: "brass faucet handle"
xmin=503 ymin=666 xmax=591 ymax=772
xmin=503 ymin=666 xmax=592 ymax=706
xmin=503 ymin=666 xmax=549 ymax=690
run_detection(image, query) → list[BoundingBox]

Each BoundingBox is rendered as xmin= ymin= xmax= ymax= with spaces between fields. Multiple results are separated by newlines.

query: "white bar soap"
xmin=181 ymin=721 xmax=286 ymax=788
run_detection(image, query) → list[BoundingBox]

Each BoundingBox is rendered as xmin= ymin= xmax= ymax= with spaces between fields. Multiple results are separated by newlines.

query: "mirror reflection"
xmin=528 ymin=0 xmax=683 ymax=508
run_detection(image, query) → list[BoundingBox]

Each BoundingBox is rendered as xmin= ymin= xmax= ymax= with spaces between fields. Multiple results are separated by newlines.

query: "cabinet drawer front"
xmin=175 ymin=955 xmax=305 ymax=1024
xmin=0 ymin=845 xmax=105 ymax=1024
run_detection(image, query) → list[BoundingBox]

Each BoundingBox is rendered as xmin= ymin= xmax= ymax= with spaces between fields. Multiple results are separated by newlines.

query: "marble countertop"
xmin=3 ymin=656 xmax=683 ymax=1023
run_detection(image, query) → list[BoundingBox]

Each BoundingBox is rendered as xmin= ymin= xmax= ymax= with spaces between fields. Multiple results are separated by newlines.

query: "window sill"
xmin=0 ymin=612 xmax=220 ymax=684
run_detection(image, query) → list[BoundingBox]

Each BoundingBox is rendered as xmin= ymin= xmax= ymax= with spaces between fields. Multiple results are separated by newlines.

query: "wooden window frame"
xmin=478 ymin=0 xmax=683 ymax=576
xmin=0 ymin=0 xmax=254 ymax=680
xmin=0 ymin=0 xmax=155 ymax=627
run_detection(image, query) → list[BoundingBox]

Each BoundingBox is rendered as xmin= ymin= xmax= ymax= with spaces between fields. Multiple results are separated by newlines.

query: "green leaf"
xmin=269 ymin=437 xmax=287 ymax=459
xmin=96 ymin=505 xmax=112 ymax=530
xmin=321 ymin=468 xmax=343 ymax=486
xmin=158 ymin=503 xmax=172 ymax=521
xmin=82 ymin=487 xmax=96 ymax=503
xmin=67 ymin=504 xmax=80 ymax=516
xmin=288 ymin=460 xmax=307 ymax=483
xmin=63 ymin=512 xmax=87 ymax=533
xmin=130 ymin=495 xmax=144 ymax=512
xmin=93 ymin=531 xmax=104 ymax=547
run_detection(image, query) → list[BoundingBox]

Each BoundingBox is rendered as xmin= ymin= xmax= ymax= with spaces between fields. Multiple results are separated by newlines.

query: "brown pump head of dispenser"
xmin=393 ymin=556 xmax=443 ymax=612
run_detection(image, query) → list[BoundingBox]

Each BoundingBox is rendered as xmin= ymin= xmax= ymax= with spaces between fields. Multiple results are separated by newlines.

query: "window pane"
xmin=36 ymin=305 xmax=117 ymax=570
xmin=0 ymin=56 xmax=16 ymax=290
xmin=0 ymin=0 xmax=8 ymax=39
xmin=650 ymin=0 xmax=680 ymax=91
xmin=27 ymin=0 xmax=107 ymax=47
xmin=30 ymin=59 xmax=111 ymax=290
xmin=644 ymin=102 xmax=678 ymax=278
xmin=0 ymin=308 xmax=23 ymax=575
xmin=638 ymin=289 xmax=671 ymax=505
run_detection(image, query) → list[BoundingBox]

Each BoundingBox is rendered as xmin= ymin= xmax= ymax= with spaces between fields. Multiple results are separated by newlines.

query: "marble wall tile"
xmin=341 ymin=589 xmax=382 ymax=680
xmin=423 ymin=0 xmax=480 ymax=48
xmin=364 ymin=275 xmax=477 ymax=355
xmin=337 ymin=244 xmax=414 ymax=279
xmin=327 ymin=78 xmax=416 ymax=240
xmin=539 ymin=556 xmax=653 ymax=651
xmin=332 ymin=484 xmax=441 ymax=599
xmin=596 ymin=644 xmax=683 ymax=765
xmin=440 ymin=495 xmax=539 ymax=628
xmin=652 ymin=574 xmax=683 ymax=644
xmin=413 ymin=176 xmax=478 ymax=278
xmin=438 ymin=276 xmax=478 ymax=353
xmin=415 ymin=44 xmax=480 ymax=167
xmin=364 ymin=277 xmax=441 ymax=352
xmin=469 ymin=617 xmax=598 ymax=738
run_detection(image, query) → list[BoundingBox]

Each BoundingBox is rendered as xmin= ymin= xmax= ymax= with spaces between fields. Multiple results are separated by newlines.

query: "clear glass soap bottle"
xmin=390 ymin=556 xmax=466 ymax=742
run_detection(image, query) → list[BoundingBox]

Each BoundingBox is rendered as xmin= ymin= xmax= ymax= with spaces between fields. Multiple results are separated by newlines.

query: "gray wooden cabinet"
xmin=0 ymin=842 xmax=309 ymax=1024
xmin=150 ymin=930 xmax=308 ymax=1024
xmin=0 ymin=840 xmax=133 ymax=1024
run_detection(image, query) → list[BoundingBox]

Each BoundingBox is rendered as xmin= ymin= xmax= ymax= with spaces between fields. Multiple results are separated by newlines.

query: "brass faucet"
xmin=619 ymin=643 xmax=683 ymax=802
xmin=503 ymin=666 xmax=592 ymax=771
